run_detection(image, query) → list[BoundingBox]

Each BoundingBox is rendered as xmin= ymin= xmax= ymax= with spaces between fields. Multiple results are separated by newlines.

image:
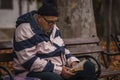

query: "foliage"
xmin=101 ymin=41 xmax=120 ymax=70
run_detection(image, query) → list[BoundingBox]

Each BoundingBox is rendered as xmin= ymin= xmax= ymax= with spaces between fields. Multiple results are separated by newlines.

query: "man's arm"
xmin=14 ymin=23 xmax=62 ymax=74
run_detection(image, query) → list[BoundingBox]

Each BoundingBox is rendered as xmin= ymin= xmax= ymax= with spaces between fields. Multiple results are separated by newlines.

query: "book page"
xmin=70 ymin=60 xmax=87 ymax=72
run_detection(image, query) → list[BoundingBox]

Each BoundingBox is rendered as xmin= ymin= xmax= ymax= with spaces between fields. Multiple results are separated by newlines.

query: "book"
xmin=70 ymin=60 xmax=87 ymax=73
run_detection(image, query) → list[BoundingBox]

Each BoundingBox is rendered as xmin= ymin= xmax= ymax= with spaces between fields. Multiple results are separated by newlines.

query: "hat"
xmin=37 ymin=2 xmax=58 ymax=17
xmin=43 ymin=0 xmax=57 ymax=7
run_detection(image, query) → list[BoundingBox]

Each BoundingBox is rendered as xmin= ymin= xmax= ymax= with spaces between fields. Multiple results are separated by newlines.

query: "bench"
xmin=0 ymin=37 xmax=120 ymax=80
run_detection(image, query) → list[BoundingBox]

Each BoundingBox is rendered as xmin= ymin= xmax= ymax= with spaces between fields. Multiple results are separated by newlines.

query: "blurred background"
xmin=0 ymin=0 xmax=120 ymax=40
xmin=0 ymin=0 xmax=40 ymax=41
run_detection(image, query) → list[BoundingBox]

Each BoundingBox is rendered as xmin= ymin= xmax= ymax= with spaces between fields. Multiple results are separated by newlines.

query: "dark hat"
xmin=37 ymin=0 xmax=58 ymax=17
xmin=42 ymin=0 xmax=57 ymax=7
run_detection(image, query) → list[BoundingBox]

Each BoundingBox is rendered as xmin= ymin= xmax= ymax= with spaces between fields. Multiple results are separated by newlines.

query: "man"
xmin=13 ymin=2 xmax=96 ymax=80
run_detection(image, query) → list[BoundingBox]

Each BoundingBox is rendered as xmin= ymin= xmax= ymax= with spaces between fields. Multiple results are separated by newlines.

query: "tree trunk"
xmin=57 ymin=0 xmax=97 ymax=38
xmin=94 ymin=0 xmax=120 ymax=39
xmin=111 ymin=0 xmax=120 ymax=34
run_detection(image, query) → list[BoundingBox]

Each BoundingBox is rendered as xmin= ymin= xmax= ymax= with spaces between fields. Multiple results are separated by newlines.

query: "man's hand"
xmin=61 ymin=66 xmax=75 ymax=79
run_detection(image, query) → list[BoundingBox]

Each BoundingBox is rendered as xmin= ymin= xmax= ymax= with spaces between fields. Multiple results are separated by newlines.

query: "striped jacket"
xmin=13 ymin=11 xmax=79 ymax=77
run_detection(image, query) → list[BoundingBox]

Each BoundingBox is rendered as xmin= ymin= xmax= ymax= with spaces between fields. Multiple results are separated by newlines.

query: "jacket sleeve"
xmin=64 ymin=48 xmax=80 ymax=66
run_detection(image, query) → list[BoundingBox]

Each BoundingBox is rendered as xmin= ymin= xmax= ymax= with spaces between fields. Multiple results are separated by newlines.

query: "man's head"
xmin=35 ymin=4 xmax=58 ymax=33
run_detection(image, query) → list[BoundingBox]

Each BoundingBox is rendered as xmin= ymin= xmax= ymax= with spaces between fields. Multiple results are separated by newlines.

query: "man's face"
xmin=41 ymin=16 xmax=58 ymax=33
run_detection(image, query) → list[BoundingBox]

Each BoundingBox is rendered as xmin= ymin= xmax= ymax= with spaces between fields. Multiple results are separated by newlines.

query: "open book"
xmin=70 ymin=60 xmax=87 ymax=73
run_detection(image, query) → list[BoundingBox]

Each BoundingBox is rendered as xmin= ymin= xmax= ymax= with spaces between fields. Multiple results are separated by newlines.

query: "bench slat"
xmin=0 ymin=53 xmax=13 ymax=62
xmin=64 ymin=37 xmax=100 ymax=45
xmin=0 ymin=41 xmax=12 ymax=50
xmin=67 ymin=46 xmax=103 ymax=55
xmin=100 ymin=69 xmax=120 ymax=78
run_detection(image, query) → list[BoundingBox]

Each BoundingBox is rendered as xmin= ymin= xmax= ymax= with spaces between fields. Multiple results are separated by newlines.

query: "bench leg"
xmin=101 ymin=54 xmax=109 ymax=68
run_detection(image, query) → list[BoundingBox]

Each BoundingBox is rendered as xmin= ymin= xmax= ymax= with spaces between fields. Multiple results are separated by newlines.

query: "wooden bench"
xmin=0 ymin=37 xmax=120 ymax=80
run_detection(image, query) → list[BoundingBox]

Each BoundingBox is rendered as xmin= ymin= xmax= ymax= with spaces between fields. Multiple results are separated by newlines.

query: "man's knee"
xmin=79 ymin=61 xmax=96 ymax=80
xmin=84 ymin=60 xmax=96 ymax=74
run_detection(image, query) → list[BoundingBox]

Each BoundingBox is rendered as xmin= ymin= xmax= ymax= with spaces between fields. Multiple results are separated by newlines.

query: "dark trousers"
xmin=27 ymin=61 xmax=98 ymax=80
